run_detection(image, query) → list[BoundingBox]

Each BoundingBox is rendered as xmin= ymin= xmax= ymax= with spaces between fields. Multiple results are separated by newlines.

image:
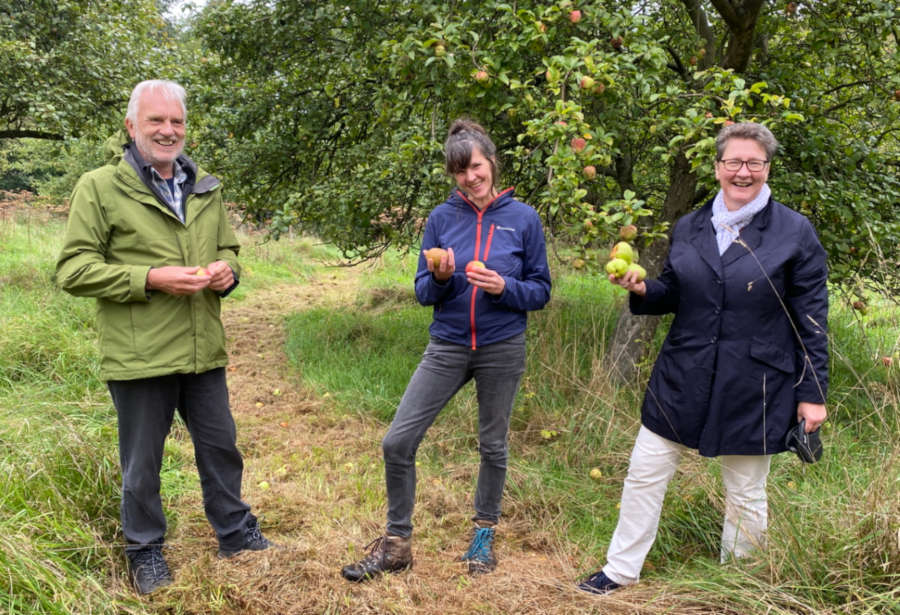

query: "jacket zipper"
xmin=458 ymin=189 xmax=507 ymax=350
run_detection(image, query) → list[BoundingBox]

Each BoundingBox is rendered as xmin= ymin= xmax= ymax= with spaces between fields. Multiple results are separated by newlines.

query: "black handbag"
xmin=784 ymin=418 xmax=823 ymax=463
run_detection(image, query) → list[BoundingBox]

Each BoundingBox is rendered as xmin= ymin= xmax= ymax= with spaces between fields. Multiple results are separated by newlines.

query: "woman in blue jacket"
xmin=579 ymin=122 xmax=829 ymax=595
xmin=342 ymin=119 xmax=551 ymax=582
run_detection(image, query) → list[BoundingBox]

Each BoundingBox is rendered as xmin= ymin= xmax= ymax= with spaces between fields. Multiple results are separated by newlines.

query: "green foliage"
xmin=187 ymin=0 xmax=899 ymax=298
xmin=0 ymin=137 xmax=107 ymax=200
xmin=283 ymin=257 xmax=899 ymax=614
xmin=0 ymin=0 xmax=180 ymax=141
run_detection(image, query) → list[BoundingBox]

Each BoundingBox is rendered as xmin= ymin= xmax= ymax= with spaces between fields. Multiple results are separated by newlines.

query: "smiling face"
xmin=125 ymin=88 xmax=185 ymax=179
xmin=715 ymin=138 xmax=770 ymax=211
xmin=454 ymin=146 xmax=496 ymax=209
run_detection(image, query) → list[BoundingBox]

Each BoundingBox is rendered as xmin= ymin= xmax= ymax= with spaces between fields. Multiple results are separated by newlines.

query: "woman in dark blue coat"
xmin=579 ymin=122 xmax=829 ymax=595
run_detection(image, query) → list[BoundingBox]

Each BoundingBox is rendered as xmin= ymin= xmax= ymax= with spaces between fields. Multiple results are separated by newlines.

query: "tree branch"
xmin=0 ymin=130 xmax=64 ymax=141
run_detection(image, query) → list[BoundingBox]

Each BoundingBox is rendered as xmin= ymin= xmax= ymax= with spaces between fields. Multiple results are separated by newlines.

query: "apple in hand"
xmin=626 ymin=263 xmax=646 ymax=281
xmin=424 ymin=247 xmax=448 ymax=269
xmin=605 ymin=258 xmax=628 ymax=277
xmin=465 ymin=260 xmax=486 ymax=273
xmin=609 ymin=241 xmax=634 ymax=264
xmin=195 ymin=267 xmax=210 ymax=276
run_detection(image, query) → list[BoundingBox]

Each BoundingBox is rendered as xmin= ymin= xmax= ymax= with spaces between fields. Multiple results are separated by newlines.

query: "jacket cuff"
xmin=135 ymin=266 xmax=153 ymax=302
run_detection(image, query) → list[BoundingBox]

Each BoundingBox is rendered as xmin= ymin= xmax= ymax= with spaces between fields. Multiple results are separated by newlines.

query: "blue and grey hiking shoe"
xmin=127 ymin=545 xmax=173 ymax=595
xmin=577 ymin=570 xmax=621 ymax=595
xmin=459 ymin=524 xmax=497 ymax=575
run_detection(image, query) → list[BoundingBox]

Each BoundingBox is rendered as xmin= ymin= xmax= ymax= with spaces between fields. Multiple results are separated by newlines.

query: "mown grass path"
xmin=151 ymin=266 xmax=682 ymax=615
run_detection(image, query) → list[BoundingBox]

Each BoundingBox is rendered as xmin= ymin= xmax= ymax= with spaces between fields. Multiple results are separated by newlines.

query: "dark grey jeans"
xmin=108 ymin=367 xmax=252 ymax=552
xmin=382 ymin=333 xmax=527 ymax=537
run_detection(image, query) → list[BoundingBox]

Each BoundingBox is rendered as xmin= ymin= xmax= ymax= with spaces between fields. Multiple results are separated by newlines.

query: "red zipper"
xmin=458 ymin=189 xmax=508 ymax=350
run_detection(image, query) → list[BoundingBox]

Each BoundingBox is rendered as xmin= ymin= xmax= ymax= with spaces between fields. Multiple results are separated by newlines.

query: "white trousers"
xmin=602 ymin=426 xmax=772 ymax=586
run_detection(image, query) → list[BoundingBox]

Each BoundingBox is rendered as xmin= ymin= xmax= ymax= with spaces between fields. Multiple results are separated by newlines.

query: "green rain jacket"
xmin=56 ymin=132 xmax=241 ymax=381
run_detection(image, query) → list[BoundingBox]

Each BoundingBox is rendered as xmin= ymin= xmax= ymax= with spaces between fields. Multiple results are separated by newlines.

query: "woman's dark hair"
xmin=444 ymin=119 xmax=499 ymax=186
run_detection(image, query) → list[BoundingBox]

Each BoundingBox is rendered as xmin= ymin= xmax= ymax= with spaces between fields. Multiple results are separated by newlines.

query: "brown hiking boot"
xmin=341 ymin=534 xmax=413 ymax=582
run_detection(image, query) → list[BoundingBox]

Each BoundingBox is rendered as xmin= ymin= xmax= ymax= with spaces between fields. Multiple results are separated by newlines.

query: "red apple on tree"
xmin=583 ymin=165 xmax=597 ymax=179
xmin=568 ymin=9 xmax=582 ymax=23
xmin=570 ymin=137 xmax=587 ymax=152
xmin=619 ymin=224 xmax=637 ymax=241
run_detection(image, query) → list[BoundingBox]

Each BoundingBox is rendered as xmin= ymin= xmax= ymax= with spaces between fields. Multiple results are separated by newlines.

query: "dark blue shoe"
xmin=460 ymin=525 xmax=497 ymax=575
xmin=577 ymin=570 xmax=621 ymax=595
xmin=218 ymin=518 xmax=272 ymax=558
xmin=127 ymin=545 xmax=173 ymax=595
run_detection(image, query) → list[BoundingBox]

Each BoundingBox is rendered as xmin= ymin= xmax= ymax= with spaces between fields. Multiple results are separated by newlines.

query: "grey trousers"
xmin=108 ymin=367 xmax=252 ymax=552
xmin=382 ymin=333 xmax=527 ymax=537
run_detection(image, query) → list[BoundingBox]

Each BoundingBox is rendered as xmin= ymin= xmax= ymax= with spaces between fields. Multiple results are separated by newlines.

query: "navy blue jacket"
xmin=631 ymin=198 xmax=829 ymax=456
xmin=416 ymin=188 xmax=551 ymax=348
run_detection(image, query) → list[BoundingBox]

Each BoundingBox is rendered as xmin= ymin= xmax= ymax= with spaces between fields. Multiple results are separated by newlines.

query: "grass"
xmin=1 ymin=206 xmax=897 ymax=614
xmin=282 ymin=251 xmax=899 ymax=612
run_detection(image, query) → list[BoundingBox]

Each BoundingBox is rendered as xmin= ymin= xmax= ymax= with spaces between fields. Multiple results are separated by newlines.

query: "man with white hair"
xmin=56 ymin=80 xmax=270 ymax=595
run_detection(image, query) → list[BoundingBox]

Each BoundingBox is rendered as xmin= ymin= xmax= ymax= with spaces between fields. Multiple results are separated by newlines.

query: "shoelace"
xmin=358 ymin=536 xmax=386 ymax=566
xmin=133 ymin=548 xmax=166 ymax=574
xmin=245 ymin=521 xmax=266 ymax=545
xmin=462 ymin=527 xmax=494 ymax=562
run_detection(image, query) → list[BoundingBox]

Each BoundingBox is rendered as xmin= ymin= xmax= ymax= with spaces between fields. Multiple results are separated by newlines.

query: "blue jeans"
xmin=382 ymin=333 xmax=527 ymax=537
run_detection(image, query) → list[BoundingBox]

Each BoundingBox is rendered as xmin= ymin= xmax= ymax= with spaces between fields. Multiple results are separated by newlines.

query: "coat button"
xmin=710 ymin=336 xmax=717 ymax=343
xmin=714 ymin=307 xmax=721 ymax=315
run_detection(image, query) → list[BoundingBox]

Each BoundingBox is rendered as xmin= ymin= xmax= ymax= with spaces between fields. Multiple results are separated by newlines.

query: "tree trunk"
xmin=608 ymin=152 xmax=697 ymax=382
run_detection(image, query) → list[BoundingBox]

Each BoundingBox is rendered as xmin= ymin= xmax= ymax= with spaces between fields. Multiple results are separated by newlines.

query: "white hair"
xmin=125 ymin=80 xmax=187 ymax=124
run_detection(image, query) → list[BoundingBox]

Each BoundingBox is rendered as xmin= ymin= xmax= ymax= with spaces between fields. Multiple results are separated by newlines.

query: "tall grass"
xmin=283 ymin=250 xmax=899 ymax=613
xmin=1 ymin=209 xmax=897 ymax=613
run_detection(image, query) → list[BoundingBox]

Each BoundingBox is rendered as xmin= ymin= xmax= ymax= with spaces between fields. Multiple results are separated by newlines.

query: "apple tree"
xmin=187 ymin=0 xmax=899 ymax=373
xmin=0 ymin=0 xmax=178 ymax=142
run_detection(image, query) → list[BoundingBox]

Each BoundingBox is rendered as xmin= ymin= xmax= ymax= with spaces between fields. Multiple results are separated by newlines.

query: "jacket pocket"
xmin=749 ymin=336 xmax=794 ymax=373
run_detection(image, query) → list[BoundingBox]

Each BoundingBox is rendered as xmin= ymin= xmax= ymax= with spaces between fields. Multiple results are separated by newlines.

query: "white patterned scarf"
xmin=710 ymin=183 xmax=771 ymax=255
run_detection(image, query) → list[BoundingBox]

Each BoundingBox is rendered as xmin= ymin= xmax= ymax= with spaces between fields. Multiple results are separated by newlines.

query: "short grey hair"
xmin=126 ymin=80 xmax=187 ymax=124
xmin=715 ymin=122 xmax=778 ymax=160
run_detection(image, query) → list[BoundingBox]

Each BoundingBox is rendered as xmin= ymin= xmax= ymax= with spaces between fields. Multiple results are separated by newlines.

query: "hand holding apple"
xmin=424 ymin=247 xmax=455 ymax=281
xmin=465 ymin=261 xmax=505 ymax=295
xmin=146 ymin=265 xmax=212 ymax=295
xmin=608 ymin=267 xmax=646 ymax=296
xmin=202 ymin=260 xmax=235 ymax=292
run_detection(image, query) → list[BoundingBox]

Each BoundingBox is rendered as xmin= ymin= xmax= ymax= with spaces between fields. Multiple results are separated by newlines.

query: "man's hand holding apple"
xmin=204 ymin=260 xmax=235 ymax=292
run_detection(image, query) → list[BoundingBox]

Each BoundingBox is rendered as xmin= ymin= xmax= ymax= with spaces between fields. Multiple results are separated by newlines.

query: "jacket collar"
xmin=118 ymin=141 xmax=220 ymax=224
xmin=451 ymin=187 xmax=515 ymax=213
xmin=689 ymin=196 xmax=773 ymax=274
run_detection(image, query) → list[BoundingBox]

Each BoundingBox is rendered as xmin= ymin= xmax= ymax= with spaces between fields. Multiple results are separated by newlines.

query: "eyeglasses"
xmin=718 ymin=158 xmax=769 ymax=172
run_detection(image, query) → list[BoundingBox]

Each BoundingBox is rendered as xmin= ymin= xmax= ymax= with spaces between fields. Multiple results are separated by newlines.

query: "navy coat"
xmin=631 ymin=198 xmax=829 ymax=457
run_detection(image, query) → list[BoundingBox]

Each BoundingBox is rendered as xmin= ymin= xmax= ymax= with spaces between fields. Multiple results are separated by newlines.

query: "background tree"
xmin=0 ymin=0 xmax=178 ymax=141
xmin=166 ymin=1 xmax=900 ymax=369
